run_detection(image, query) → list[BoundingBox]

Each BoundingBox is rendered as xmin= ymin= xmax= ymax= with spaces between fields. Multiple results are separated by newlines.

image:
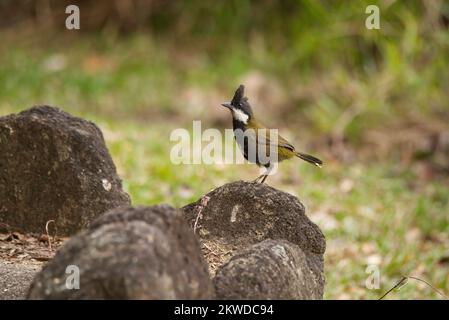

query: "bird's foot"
xmin=252 ymin=175 xmax=268 ymax=183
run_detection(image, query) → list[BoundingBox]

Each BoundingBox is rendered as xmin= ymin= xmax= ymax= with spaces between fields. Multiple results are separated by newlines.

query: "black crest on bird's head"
xmin=231 ymin=85 xmax=245 ymax=106
xmin=229 ymin=84 xmax=253 ymax=117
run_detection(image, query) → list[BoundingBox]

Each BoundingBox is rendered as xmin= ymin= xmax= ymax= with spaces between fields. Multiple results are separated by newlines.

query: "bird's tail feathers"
xmin=295 ymin=152 xmax=323 ymax=167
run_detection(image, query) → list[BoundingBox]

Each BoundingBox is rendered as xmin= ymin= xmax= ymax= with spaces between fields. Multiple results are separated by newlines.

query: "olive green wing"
xmin=252 ymin=123 xmax=295 ymax=151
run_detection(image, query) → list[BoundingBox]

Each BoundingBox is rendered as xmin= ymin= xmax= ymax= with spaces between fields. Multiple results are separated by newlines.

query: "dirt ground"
xmin=0 ymin=231 xmax=65 ymax=299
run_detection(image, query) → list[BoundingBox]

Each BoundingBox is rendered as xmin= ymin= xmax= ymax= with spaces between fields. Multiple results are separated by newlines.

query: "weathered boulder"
xmin=214 ymin=239 xmax=323 ymax=299
xmin=0 ymin=106 xmax=130 ymax=235
xmin=27 ymin=205 xmax=213 ymax=299
xmin=182 ymin=181 xmax=325 ymax=282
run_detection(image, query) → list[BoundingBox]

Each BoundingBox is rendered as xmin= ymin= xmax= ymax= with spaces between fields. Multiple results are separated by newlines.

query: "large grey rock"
xmin=0 ymin=106 xmax=130 ymax=235
xmin=27 ymin=205 xmax=213 ymax=299
xmin=213 ymin=239 xmax=323 ymax=299
xmin=182 ymin=181 xmax=326 ymax=277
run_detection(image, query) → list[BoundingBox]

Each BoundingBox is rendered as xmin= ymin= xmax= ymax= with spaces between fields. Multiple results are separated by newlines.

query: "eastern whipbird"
xmin=221 ymin=85 xmax=323 ymax=183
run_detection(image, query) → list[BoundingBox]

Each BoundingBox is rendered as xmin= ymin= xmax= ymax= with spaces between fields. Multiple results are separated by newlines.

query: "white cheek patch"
xmin=232 ymin=109 xmax=249 ymax=124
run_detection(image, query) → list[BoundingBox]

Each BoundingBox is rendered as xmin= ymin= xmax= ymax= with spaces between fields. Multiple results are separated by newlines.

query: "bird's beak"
xmin=221 ymin=102 xmax=232 ymax=109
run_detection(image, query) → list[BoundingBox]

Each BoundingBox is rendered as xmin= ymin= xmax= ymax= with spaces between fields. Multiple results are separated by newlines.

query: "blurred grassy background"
xmin=0 ymin=0 xmax=448 ymax=299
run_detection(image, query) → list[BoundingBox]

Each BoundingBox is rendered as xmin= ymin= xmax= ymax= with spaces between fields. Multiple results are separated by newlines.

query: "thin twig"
xmin=202 ymin=243 xmax=219 ymax=256
xmin=408 ymin=276 xmax=449 ymax=300
xmin=45 ymin=220 xmax=57 ymax=251
xmin=379 ymin=276 xmax=408 ymax=300
xmin=379 ymin=275 xmax=448 ymax=300
xmin=193 ymin=195 xmax=210 ymax=234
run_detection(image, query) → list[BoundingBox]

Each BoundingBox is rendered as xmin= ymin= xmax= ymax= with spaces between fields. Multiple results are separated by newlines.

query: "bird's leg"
xmin=254 ymin=165 xmax=273 ymax=184
xmin=260 ymin=174 xmax=269 ymax=183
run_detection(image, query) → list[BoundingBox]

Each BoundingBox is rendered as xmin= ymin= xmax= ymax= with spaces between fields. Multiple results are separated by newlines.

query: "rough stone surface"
xmin=0 ymin=261 xmax=41 ymax=300
xmin=214 ymin=239 xmax=323 ymax=299
xmin=27 ymin=205 xmax=214 ymax=299
xmin=182 ymin=181 xmax=325 ymax=281
xmin=0 ymin=106 xmax=130 ymax=235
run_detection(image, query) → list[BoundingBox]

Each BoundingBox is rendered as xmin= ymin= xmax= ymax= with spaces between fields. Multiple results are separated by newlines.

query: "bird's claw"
xmin=252 ymin=175 xmax=268 ymax=183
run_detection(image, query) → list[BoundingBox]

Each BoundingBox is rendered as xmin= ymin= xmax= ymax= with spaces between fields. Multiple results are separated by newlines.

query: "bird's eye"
xmin=239 ymin=103 xmax=242 ymax=107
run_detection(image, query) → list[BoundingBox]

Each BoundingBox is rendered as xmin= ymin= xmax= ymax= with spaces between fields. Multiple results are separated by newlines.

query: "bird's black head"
xmin=221 ymin=85 xmax=253 ymax=123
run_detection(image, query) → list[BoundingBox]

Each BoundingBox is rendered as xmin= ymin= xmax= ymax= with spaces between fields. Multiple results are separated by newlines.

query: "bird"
xmin=221 ymin=84 xmax=323 ymax=183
